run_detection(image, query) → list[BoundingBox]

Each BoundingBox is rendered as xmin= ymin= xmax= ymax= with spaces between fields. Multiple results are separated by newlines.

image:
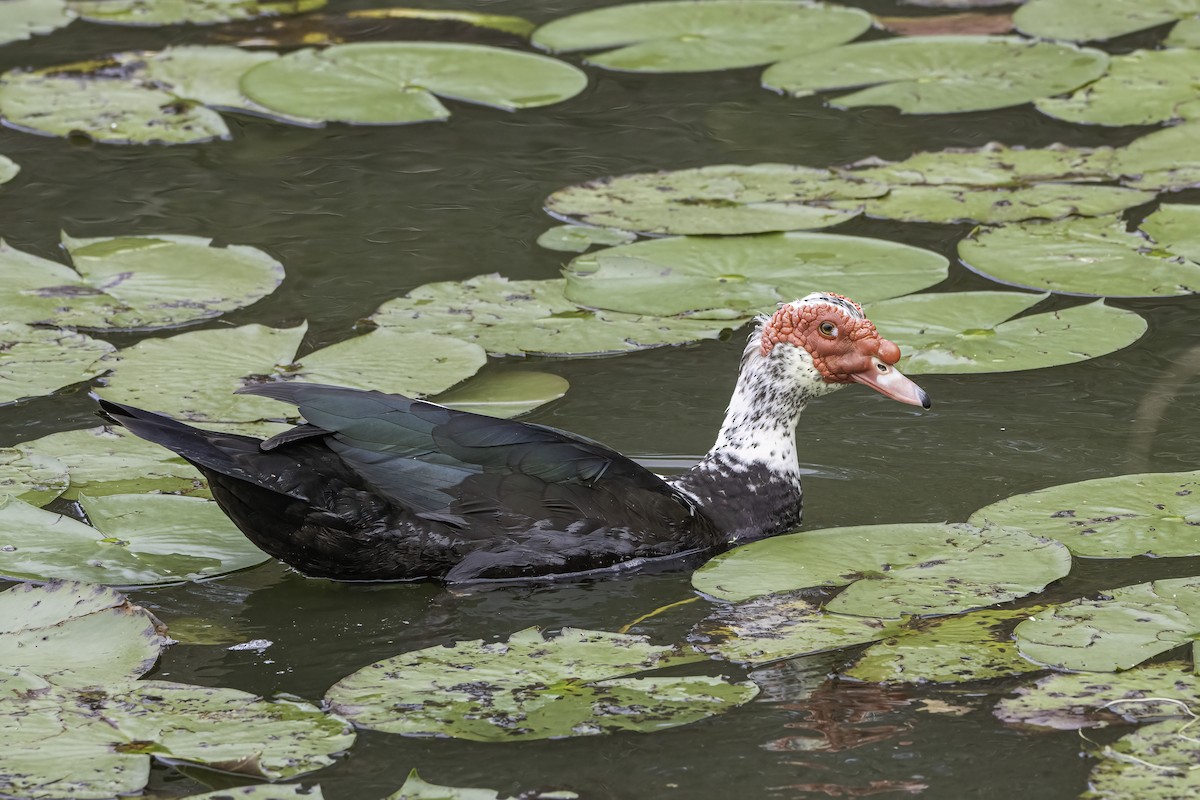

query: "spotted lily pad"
xmin=1115 ymin=123 xmax=1200 ymax=191
xmin=68 ymin=0 xmax=327 ymax=26
xmin=863 ymin=292 xmax=1148 ymax=374
xmin=240 ymin=43 xmax=587 ymax=125
xmin=432 ymin=371 xmax=569 ymax=418
xmin=0 ymin=493 xmax=271 ymax=586
xmin=0 ymin=447 xmax=68 ymax=505
xmin=840 ymin=142 xmax=1118 ymax=187
xmin=692 ymin=523 xmax=1071 ymax=617
xmin=531 ymin=0 xmax=871 ymax=73
xmin=562 ymin=233 xmax=949 ymax=319
xmin=384 ymin=770 xmax=578 ymax=800
xmin=970 ymin=470 xmax=1200 ymax=558
xmin=0 ymin=323 xmax=113 ymax=405
xmin=545 ymin=164 xmax=885 ymax=235
xmin=1090 ymin=720 xmax=1200 ymax=800
xmin=326 ymin=626 xmax=753 ymax=741
xmin=959 ymin=211 xmax=1200 ymax=297
xmin=0 ymin=0 xmax=74 ymax=45
xmin=536 ymin=224 xmax=636 ymax=253
xmin=1013 ymin=0 xmax=1200 ymax=42
xmin=1013 ymin=577 xmax=1200 ymax=672
xmin=1036 ymin=49 xmax=1200 ymax=126
xmin=763 ymin=36 xmax=1107 ymax=114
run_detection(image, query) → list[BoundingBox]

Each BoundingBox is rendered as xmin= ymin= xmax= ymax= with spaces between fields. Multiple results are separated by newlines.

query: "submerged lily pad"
xmin=1013 ymin=577 xmax=1200 ymax=672
xmin=327 ymin=626 xmax=753 ymax=741
xmin=432 ymin=371 xmax=569 ymax=418
xmin=764 ymin=36 xmax=1107 ymax=114
xmin=0 ymin=447 xmax=68 ymax=505
xmin=0 ymin=493 xmax=271 ymax=586
xmin=531 ymin=0 xmax=871 ymax=72
xmin=69 ymin=0 xmax=326 ymax=26
xmin=1037 ymin=49 xmax=1200 ymax=126
xmin=240 ymin=42 xmax=587 ymax=125
xmin=960 ymin=211 xmax=1200 ymax=297
xmin=0 ymin=322 xmax=113 ymax=405
xmin=0 ymin=0 xmax=72 ymax=45
xmin=693 ymin=523 xmax=1070 ymax=617
xmin=970 ymin=470 xmax=1200 ymax=558
xmin=536 ymin=224 xmax=636 ymax=253
xmin=1014 ymin=0 xmax=1200 ymax=42
xmin=563 ymin=233 xmax=948 ymax=319
xmin=863 ymin=292 xmax=1148 ymax=374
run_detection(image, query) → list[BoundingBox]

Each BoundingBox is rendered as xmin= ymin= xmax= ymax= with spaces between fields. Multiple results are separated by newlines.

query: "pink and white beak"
xmin=851 ymin=358 xmax=931 ymax=409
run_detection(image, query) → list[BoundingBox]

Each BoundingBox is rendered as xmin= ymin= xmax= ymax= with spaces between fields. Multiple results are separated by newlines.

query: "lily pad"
xmin=845 ymin=607 xmax=1046 ymax=684
xmin=1167 ymin=15 xmax=1200 ymax=47
xmin=970 ymin=470 xmax=1200 ymax=558
xmin=0 ymin=155 xmax=17 ymax=184
xmin=536 ymin=224 xmax=636 ymax=253
xmin=763 ymin=36 xmax=1108 ymax=114
xmin=1013 ymin=577 xmax=1200 ymax=672
xmin=384 ymin=770 xmax=578 ymax=800
xmin=1036 ymin=49 xmax=1200 ymax=126
xmin=370 ymin=274 xmax=743 ymax=356
xmin=1088 ymin=720 xmax=1200 ymax=800
xmin=0 ymin=322 xmax=113 ymax=405
xmin=184 ymin=788 xmax=324 ymax=800
xmin=1013 ymin=0 xmax=1200 ymax=42
xmin=545 ymin=164 xmax=885 ymax=235
xmin=693 ymin=523 xmax=1070 ymax=617
xmin=959 ymin=212 xmax=1200 ymax=297
xmin=432 ymin=371 xmax=569 ymax=418
xmin=240 ymin=42 xmax=587 ymax=125
xmin=326 ymin=626 xmax=754 ymax=741
xmin=0 ymin=493 xmax=271 ymax=586
xmin=0 ymin=447 xmax=68 ymax=505
xmin=0 ymin=581 xmax=167 ymax=688
xmin=863 ymin=292 xmax=1148 ymax=374
xmin=68 ymin=0 xmax=327 ymax=26
xmin=531 ymin=0 xmax=871 ymax=73
xmin=348 ymin=8 xmax=536 ymax=38
xmin=562 ymin=233 xmax=949 ymax=319
xmin=15 ymin=426 xmax=206 ymax=499
xmin=0 ymin=0 xmax=73 ymax=45
xmin=1113 ymin=122 xmax=1200 ymax=191
xmin=840 ymin=142 xmax=1118 ymax=187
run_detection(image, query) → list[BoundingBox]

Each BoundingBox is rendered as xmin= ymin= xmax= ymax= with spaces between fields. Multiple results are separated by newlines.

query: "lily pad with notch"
xmin=531 ymin=0 xmax=871 ymax=73
xmin=326 ymin=626 xmax=755 ymax=741
xmin=0 ymin=322 xmax=113 ymax=405
xmin=68 ymin=0 xmax=327 ymax=26
xmin=763 ymin=35 xmax=1108 ymax=115
xmin=1013 ymin=0 xmax=1200 ymax=42
xmin=1036 ymin=49 xmax=1200 ymax=126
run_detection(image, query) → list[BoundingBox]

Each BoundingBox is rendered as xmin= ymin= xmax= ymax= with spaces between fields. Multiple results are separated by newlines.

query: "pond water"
xmin=1 ymin=1 xmax=1199 ymax=798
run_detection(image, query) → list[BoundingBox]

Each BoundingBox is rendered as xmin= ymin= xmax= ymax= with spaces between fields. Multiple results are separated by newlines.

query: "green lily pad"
xmin=326 ymin=626 xmax=753 ymax=741
xmin=845 ymin=607 xmax=1046 ymax=684
xmin=1114 ymin=122 xmax=1200 ymax=191
xmin=545 ymin=164 xmax=885 ymax=235
xmin=1167 ymin=15 xmax=1200 ymax=47
xmin=692 ymin=523 xmax=1070 ymax=617
xmin=969 ymin=470 xmax=1200 ymax=558
xmin=370 ymin=274 xmax=743 ymax=356
xmin=1013 ymin=577 xmax=1200 ymax=672
xmin=0 ymin=0 xmax=74 ymax=45
xmin=0 ymin=493 xmax=271 ymax=587
xmin=184 ymin=788 xmax=324 ymax=800
xmin=994 ymin=662 xmax=1200 ymax=730
xmin=240 ymin=42 xmax=587 ymax=125
xmin=348 ymin=8 xmax=535 ymax=37
xmin=0 ymin=323 xmax=113 ymax=405
xmin=15 ymin=426 xmax=206 ymax=499
xmin=384 ymin=770 xmax=578 ymax=800
xmin=69 ymin=0 xmax=326 ymax=26
xmin=763 ymin=36 xmax=1108 ymax=114
xmin=0 ymin=155 xmax=17 ymax=184
xmin=840 ymin=142 xmax=1118 ymax=187
xmin=0 ymin=447 xmax=68 ymax=505
xmin=536 ymin=224 xmax=636 ymax=253
xmin=863 ymin=292 xmax=1148 ymax=374
xmin=959 ymin=212 xmax=1200 ymax=297
xmin=1036 ymin=49 xmax=1200 ymax=126
xmin=0 ymin=581 xmax=167 ymax=688
xmin=562 ymin=233 xmax=949 ymax=319
xmin=432 ymin=371 xmax=569 ymax=418
xmin=1013 ymin=0 xmax=1200 ymax=42
xmin=1088 ymin=720 xmax=1200 ymax=800
xmin=531 ymin=0 xmax=871 ymax=73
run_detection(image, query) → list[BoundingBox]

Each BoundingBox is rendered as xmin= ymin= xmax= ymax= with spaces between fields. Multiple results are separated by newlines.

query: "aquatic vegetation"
xmin=0 ymin=322 xmax=113 ymax=405
xmin=1037 ymin=49 xmax=1200 ymax=126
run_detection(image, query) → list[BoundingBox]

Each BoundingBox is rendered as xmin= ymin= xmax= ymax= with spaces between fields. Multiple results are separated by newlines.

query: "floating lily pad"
xmin=1113 ymin=122 xmax=1200 ymax=191
xmin=1013 ymin=0 xmax=1200 ymax=42
xmin=532 ymin=0 xmax=871 ymax=72
xmin=1167 ymin=15 xmax=1200 ymax=47
xmin=384 ymin=770 xmax=578 ymax=800
xmin=68 ymin=0 xmax=327 ymax=26
xmin=536 ymin=224 xmax=636 ymax=253
xmin=0 ymin=322 xmax=113 ymax=405
xmin=0 ymin=155 xmax=17 ymax=184
xmin=1014 ymin=577 xmax=1200 ymax=672
xmin=0 ymin=447 xmax=68 ymax=505
xmin=184 ymin=787 xmax=324 ymax=800
xmin=845 ymin=607 xmax=1046 ymax=684
xmin=370 ymin=274 xmax=743 ymax=356
xmin=0 ymin=0 xmax=74 ymax=45
xmin=840 ymin=142 xmax=1117 ymax=187
xmin=863 ymin=292 xmax=1148 ymax=374
xmin=692 ymin=523 xmax=1070 ymax=617
xmin=835 ymin=183 xmax=1152 ymax=224
xmin=960 ymin=211 xmax=1200 ymax=297
xmin=545 ymin=164 xmax=884 ymax=235
xmin=432 ymin=371 xmax=569 ymax=418
xmin=0 ymin=493 xmax=271 ymax=586
xmin=240 ymin=42 xmax=587 ymax=125
xmin=326 ymin=626 xmax=753 ymax=741
xmin=995 ymin=662 xmax=1200 ymax=729
xmin=970 ymin=470 xmax=1200 ymax=558
xmin=15 ymin=426 xmax=206 ymax=499
xmin=763 ymin=36 xmax=1108 ymax=114
xmin=348 ymin=8 xmax=535 ymax=37
xmin=1037 ymin=49 xmax=1200 ymax=126
xmin=0 ymin=581 xmax=167 ymax=688
xmin=563 ymin=233 xmax=948 ymax=319
xmin=1088 ymin=720 xmax=1200 ymax=800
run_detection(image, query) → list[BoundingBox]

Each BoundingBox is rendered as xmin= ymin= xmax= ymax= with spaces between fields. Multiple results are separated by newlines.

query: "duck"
xmin=98 ymin=292 xmax=930 ymax=583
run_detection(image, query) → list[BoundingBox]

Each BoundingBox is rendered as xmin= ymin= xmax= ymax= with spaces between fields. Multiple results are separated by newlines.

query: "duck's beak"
xmin=852 ymin=358 xmax=931 ymax=409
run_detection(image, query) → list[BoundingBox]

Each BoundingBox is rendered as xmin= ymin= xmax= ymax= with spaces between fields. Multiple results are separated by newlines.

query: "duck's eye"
xmin=818 ymin=321 xmax=837 ymax=337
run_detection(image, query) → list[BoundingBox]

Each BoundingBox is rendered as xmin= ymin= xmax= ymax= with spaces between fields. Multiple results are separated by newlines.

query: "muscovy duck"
xmin=98 ymin=292 xmax=929 ymax=583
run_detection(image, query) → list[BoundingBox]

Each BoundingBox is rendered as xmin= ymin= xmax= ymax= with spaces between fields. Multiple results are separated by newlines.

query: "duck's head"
xmin=754 ymin=292 xmax=930 ymax=409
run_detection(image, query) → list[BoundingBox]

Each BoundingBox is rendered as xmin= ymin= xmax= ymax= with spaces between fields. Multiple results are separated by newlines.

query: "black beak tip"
xmin=919 ymin=390 xmax=932 ymax=410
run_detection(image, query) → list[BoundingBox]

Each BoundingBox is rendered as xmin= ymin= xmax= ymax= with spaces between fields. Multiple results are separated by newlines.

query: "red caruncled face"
xmin=760 ymin=296 xmax=901 ymax=383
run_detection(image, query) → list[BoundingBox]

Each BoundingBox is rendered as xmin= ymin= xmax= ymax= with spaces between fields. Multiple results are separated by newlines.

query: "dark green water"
xmin=2 ymin=1 xmax=1199 ymax=798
